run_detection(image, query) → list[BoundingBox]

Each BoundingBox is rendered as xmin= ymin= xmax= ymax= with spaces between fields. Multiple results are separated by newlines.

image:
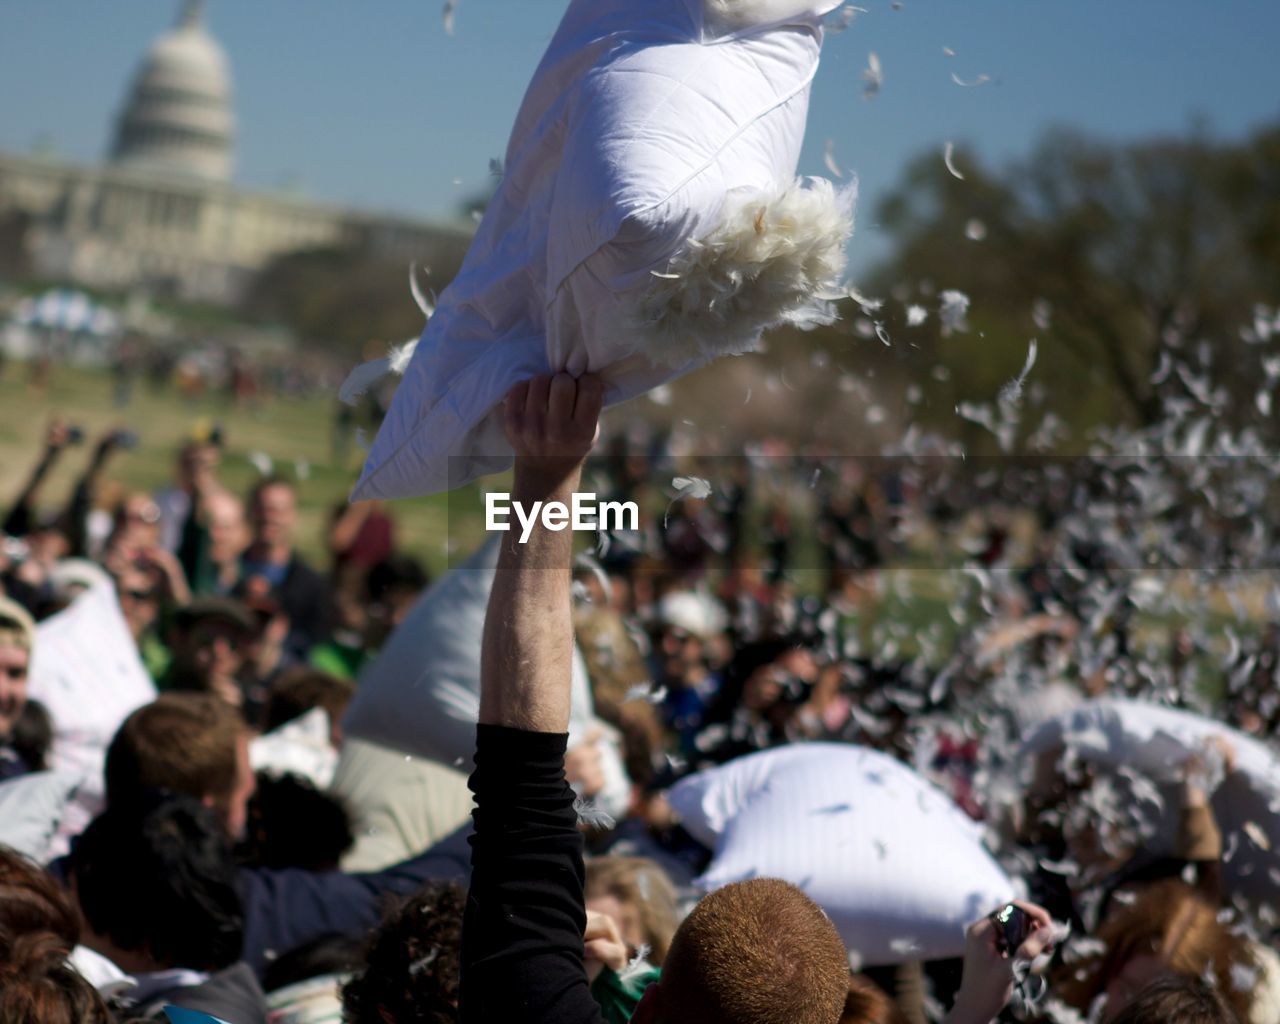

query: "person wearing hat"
xmin=159 ymin=596 xmax=257 ymax=710
xmin=0 ymin=594 xmax=42 ymax=781
xmin=651 ymin=590 xmax=729 ymax=757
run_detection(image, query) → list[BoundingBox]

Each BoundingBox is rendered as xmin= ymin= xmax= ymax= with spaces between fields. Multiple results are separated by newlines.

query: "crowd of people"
xmin=1 ymin=370 xmax=1278 ymax=1024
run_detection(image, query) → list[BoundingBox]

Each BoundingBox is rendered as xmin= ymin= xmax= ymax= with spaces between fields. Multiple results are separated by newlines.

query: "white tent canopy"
xmin=12 ymin=288 xmax=122 ymax=336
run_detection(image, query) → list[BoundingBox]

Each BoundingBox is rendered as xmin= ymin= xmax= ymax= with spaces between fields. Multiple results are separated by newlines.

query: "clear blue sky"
xmin=3 ymin=1 xmax=1278 ymax=273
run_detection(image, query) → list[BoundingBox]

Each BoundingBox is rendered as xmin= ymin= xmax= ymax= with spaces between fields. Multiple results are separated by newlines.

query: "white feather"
xmin=632 ymin=177 xmax=856 ymax=368
xmin=338 ymin=338 xmax=420 ymax=407
xmin=618 ymin=945 xmax=653 ymax=985
xmin=573 ymin=796 xmax=616 ymax=831
xmin=409 ymin=262 xmax=436 ymax=320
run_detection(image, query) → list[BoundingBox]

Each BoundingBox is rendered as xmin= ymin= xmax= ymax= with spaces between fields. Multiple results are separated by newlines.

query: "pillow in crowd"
xmin=349 ymin=0 xmax=851 ymax=499
xmin=27 ymin=579 xmax=156 ymax=831
xmin=1021 ymin=697 xmax=1280 ymax=905
xmin=667 ymin=743 xmax=1017 ymax=966
xmin=250 ymin=706 xmax=338 ymax=790
xmin=0 ymin=770 xmax=88 ymax=864
xmin=342 ymin=539 xmax=631 ymax=817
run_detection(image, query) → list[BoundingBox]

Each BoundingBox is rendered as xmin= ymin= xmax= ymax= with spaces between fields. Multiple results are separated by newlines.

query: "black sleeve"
xmin=461 ymin=724 xmax=604 ymax=1024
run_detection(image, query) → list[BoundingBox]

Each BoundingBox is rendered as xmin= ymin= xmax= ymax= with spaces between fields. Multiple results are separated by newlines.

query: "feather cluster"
xmin=632 ymin=177 xmax=855 ymax=369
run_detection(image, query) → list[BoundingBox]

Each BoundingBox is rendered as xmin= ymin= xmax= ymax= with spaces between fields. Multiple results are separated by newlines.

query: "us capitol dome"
xmin=0 ymin=1 xmax=469 ymax=306
xmin=111 ymin=0 xmax=236 ymax=182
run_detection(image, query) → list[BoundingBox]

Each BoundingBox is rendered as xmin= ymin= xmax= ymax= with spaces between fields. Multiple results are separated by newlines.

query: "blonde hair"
xmin=0 ymin=596 xmax=35 ymax=652
xmin=585 ymin=856 xmax=680 ymax=965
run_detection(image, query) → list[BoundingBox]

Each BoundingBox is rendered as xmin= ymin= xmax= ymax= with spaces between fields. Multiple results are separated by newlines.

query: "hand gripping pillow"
xmin=667 ymin=744 xmax=1016 ymax=965
xmin=342 ymin=538 xmax=631 ymax=817
xmin=349 ymin=0 xmax=850 ymax=499
xmin=1021 ymin=698 xmax=1280 ymax=905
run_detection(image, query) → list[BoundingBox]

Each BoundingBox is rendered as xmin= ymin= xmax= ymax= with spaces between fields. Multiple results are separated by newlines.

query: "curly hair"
xmin=341 ymin=881 xmax=465 ymax=1024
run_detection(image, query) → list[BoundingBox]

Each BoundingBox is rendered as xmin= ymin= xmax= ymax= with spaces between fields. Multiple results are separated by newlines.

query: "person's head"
xmin=364 ymin=555 xmax=429 ymax=644
xmin=69 ymin=793 xmax=244 ymax=975
xmin=167 ymin=597 xmax=255 ymax=690
xmin=584 ymin=856 xmax=680 ymax=965
xmin=728 ymin=640 xmax=815 ymax=717
xmin=109 ymin=493 xmax=162 ymax=553
xmin=0 ymin=932 xmax=111 ymax=1024
xmin=1066 ymin=881 xmax=1253 ymax=1023
xmin=0 ymin=596 xmax=35 ymax=739
xmin=0 ymin=847 xmax=110 ymax=1023
xmin=1107 ymin=976 xmax=1241 ymax=1024
xmin=204 ymin=489 xmax=248 ymax=565
xmin=341 ymin=881 xmax=464 ymax=1024
xmin=112 ymin=562 xmax=162 ymax=641
xmin=262 ymin=667 xmax=353 ymax=747
xmin=0 ymin=845 xmax=80 ymax=949
xmin=241 ymin=772 xmax=353 ymax=872
xmin=249 ymin=477 xmax=298 ymax=552
xmin=654 ymin=592 xmax=724 ymax=685
xmin=840 ymin=975 xmax=910 ymax=1024
xmin=632 ymin=879 xmax=850 ymax=1024
xmin=177 ymin=440 xmax=220 ymax=490
xmin=105 ymin=693 xmax=255 ymax=840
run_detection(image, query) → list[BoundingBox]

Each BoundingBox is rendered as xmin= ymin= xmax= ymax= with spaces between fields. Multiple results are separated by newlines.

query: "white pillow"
xmin=342 ymin=539 xmax=631 ymax=817
xmin=349 ymin=0 xmax=849 ymax=500
xmin=250 ymin=707 xmax=338 ymax=790
xmin=0 ymin=770 xmax=87 ymax=864
xmin=27 ymin=579 xmax=156 ymax=825
xmin=667 ymin=744 xmax=1016 ymax=965
xmin=1021 ymin=698 xmax=1280 ymax=905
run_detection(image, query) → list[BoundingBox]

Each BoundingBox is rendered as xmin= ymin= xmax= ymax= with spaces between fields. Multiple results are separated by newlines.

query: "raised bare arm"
xmin=478 ymin=372 xmax=604 ymax=733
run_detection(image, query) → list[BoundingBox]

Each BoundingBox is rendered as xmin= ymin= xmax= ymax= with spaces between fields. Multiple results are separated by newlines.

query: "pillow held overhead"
xmin=348 ymin=0 xmax=851 ymax=500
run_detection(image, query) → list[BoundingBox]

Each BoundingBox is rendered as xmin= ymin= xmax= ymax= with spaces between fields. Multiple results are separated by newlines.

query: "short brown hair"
xmin=656 ymin=879 xmax=849 ymax=1024
xmin=1108 ymin=977 xmax=1240 ymax=1024
xmin=105 ymin=693 xmax=242 ymax=809
xmin=585 ymin=856 xmax=680 ymax=965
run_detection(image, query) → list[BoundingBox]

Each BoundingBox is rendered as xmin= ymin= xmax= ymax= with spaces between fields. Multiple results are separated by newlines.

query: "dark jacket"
xmin=239 ymin=823 xmax=472 ymax=977
xmin=273 ymin=556 xmax=333 ymax=659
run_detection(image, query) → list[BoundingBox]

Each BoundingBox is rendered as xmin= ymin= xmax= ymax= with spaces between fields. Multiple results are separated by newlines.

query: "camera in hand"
xmin=991 ymin=903 xmax=1030 ymax=958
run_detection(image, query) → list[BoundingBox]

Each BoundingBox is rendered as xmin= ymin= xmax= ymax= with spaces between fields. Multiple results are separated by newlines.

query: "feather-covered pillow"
xmin=348 ymin=0 xmax=850 ymax=500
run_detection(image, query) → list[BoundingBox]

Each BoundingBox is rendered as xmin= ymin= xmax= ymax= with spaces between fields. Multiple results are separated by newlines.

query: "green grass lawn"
xmin=0 ymin=363 xmax=486 ymax=573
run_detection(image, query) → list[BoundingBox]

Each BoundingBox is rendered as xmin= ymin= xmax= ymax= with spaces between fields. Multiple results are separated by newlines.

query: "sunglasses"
xmin=0 ymin=665 xmax=28 ymax=680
